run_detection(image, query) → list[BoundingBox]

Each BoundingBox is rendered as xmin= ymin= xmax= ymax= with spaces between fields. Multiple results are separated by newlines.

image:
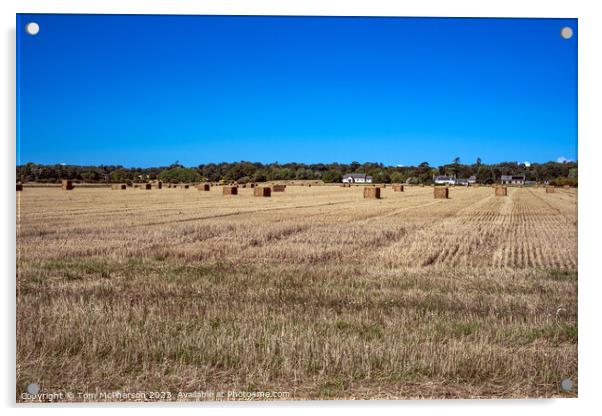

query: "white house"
xmin=434 ymin=175 xmax=456 ymax=185
xmin=500 ymin=175 xmax=526 ymax=185
xmin=342 ymin=173 xmax=373 ymax=184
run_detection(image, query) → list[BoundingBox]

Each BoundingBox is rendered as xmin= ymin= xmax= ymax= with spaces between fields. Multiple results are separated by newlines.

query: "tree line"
xmin=16 ymin=159 xmax=578 ymax=186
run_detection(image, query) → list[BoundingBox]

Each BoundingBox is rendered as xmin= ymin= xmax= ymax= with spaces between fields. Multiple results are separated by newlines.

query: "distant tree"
xmin=390 ymin=172 xmax=405 ymax=184
xmin=158 ymin=167 xmax=201 ymax=183
xmin=15 ymin=159 xmax=578 ymax=186
xmin=109 ymin=169 xmax=128 ymax=182
xmin=371 ymin=171 xmax=391 ymax=183
xmin=322 ymin=170 xmax=342 ymax=183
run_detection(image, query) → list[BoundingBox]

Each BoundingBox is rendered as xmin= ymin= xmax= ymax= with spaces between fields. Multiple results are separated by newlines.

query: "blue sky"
xmin=17 ymin=14 xmax=577 ymax=167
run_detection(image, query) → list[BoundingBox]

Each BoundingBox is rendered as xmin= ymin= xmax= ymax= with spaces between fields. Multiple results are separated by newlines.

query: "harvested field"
xmin=16 ymin=186 xmax=577 ymax=400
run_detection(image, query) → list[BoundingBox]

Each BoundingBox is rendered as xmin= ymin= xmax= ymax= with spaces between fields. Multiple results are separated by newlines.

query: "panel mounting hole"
xmin=25 ymin=22 xmax=40 ymax=36
xmin=560 ymin=27 xmax=573 ymax=40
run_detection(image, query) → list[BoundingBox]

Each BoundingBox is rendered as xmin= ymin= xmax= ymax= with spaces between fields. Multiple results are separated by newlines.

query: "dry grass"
xmin=16 ymin=185 xmax=577 ymax=401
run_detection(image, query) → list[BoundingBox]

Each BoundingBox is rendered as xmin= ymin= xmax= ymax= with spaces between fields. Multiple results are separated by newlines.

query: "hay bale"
xmin=138 ymin=183 xmax=151 ymax=190
xmin=223 ymin=186 xmax=238 ymax=195
xmin=393 ymin=184 xmax=404 ymax=192
xmin=546 ymin=186 xmax=555 ymax=193
xmin=61 ymin=180 xmax=73 ymax=190
xmin=434 ymin=187 xmax=449 ymax=199
xmin=197 ymin=183 xmax=210 ymax=191
xmin=364 ymin=187 xmax=381 ymax=199
xmin=154 ymin=181 xmax=162 ymax=189
xmin=111 ymin=184 xmax=127 ymax=190
xmin=254 ymin=186 xmax=271 ymax=197
xmin=16 ymin=183 xmax=23 ymax=191
xmin=495 ymin=186 xmax=507 ymax=196
xmin=272 ymin=184 xmax=286 ymax=192
xmin=249 ymin=183 xmax=256 ymax=188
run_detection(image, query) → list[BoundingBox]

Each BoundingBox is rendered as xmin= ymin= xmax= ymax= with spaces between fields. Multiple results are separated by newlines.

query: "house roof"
xmin=434 ymin=175 xmax=453 ymax=181
xmin=343 ymin=173 xmax=369 ymax=179
xmin=500 ymin=175 xmax=526 ymax=180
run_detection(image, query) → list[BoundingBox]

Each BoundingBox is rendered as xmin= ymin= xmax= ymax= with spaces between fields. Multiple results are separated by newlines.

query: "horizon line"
xmin=17 ymin=159 xmax=578 ymax=169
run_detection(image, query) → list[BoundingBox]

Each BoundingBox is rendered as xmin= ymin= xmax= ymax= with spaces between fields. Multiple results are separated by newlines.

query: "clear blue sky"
xmin=17 ymin=14 xmax=577 ymax=167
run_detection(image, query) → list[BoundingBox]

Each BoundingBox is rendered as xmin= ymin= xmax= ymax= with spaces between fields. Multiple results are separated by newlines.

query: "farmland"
xmin=16 ymin=185 xmax=577 ymax=400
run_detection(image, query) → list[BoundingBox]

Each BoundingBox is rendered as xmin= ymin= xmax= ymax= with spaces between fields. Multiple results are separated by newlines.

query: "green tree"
xmin=390 ymin=172 xmax=405 ymax=184
xmin=322 ymin=170 xmax=342 ymax=183
xmin=158 ymin=167 xmax=201 ymax=183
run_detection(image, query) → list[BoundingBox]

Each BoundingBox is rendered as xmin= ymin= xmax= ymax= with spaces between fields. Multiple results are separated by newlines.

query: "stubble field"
xmin=16 ymin=184 xmax=578 ymax=400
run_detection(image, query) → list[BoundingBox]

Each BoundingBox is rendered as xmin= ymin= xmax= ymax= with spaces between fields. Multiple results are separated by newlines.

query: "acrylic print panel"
xmin=16 ymin=14 xmax=577 ymax=402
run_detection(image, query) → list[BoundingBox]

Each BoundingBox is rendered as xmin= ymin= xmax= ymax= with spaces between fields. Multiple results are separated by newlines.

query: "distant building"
xmin=342 ymin=173 xmax=373 ymax=184
xmin=434 ymin=175 xmax=456 ymax=185
xmin=468 ymin=175 xmax=477 ymax=184
xmin=456 ymin=178 xmax=469 ymax=186
xmin=500 ymin=175 xmax=526 ymax=185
